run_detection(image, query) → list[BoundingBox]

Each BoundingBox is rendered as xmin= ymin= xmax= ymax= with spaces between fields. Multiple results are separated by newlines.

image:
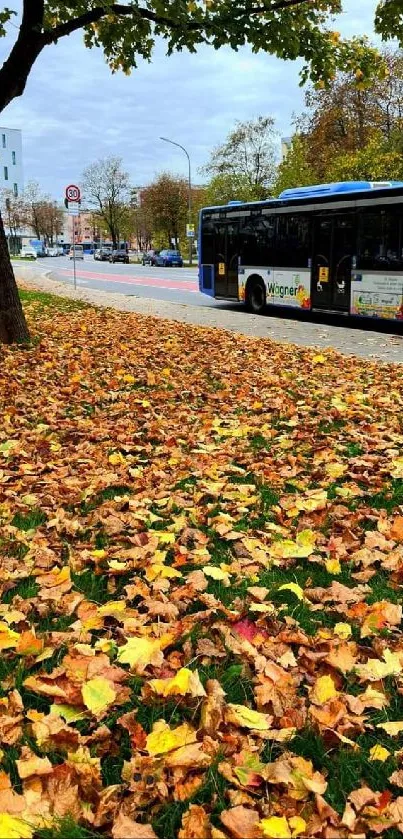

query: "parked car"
xmin=142 ymin=250 xmax=160 ymax=265
xmin=109 ymin=248 xmax=129 ymax=264
xmin=46 ymin=246 xmax=59 ymax=257
xmin=154 ymin=249 xmax=183 ymax=267
xmin=20 ymin=246 xmax=37 ymax=260
xmin=69 ymin=244 xmax=84 ymax=260
xmin=94 ymin=247 xmax=112 ymax=261
xmin=56 ymin=246 xmax=64 ymax=256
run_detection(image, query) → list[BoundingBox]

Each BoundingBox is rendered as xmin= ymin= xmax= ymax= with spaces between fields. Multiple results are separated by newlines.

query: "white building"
xmin=0 ymin=127 xmax=23 ymax=197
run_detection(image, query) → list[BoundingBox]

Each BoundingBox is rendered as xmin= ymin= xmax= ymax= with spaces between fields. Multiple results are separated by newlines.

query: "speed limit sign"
xmin=65 ymin=184 xmax=81 ymax=202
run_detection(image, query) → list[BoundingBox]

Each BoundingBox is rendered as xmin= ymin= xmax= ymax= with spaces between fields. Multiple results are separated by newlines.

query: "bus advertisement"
xmin=198 ymin=181 xmax=403 ymax=322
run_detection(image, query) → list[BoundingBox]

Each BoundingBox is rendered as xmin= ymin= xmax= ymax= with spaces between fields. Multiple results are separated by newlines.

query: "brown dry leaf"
xmin=220 ymin=806 xmax=261 ymax=838
xmin=112 ymin=811 xmax=157 ymax=839
xmin=178 ymin=805 xmax=212 ymax=839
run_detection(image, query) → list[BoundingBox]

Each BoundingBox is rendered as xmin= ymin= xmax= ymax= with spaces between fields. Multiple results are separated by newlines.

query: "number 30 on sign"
xmin=65 ymin=184 xmax=81 ymax=202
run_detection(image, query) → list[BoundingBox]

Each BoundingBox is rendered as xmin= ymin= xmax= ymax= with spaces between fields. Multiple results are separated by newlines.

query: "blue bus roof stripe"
xmin=278 ymin=181 xmax=403 ymax=200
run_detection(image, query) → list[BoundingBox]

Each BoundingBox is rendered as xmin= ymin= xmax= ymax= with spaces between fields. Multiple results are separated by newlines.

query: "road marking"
xmin=56 ymin=268 xmax=199 ymax=292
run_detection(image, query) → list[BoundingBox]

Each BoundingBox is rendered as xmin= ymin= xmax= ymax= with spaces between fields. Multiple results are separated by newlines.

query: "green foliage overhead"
xmin=0 ymin=1 xmax=396 ymax=117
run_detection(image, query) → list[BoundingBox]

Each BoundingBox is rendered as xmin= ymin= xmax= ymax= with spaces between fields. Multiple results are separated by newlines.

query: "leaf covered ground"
xmin=2 ymin=290 xmax=403 ymax=838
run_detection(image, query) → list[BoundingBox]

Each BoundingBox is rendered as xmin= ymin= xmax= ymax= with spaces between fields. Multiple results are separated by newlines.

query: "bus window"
xmin=239 ymin=214 xmax=274 ymax=266
xmin=275 ymin=215 xmax=311 ymax=268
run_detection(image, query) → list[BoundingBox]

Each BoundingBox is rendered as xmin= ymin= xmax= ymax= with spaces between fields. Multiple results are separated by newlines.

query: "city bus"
xmin=198 ymin=181 xmax=403 ymax=322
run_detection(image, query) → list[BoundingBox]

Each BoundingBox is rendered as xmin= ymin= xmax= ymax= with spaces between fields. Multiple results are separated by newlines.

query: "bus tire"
xmin=245 ymin=276 xmax=266 ymax=314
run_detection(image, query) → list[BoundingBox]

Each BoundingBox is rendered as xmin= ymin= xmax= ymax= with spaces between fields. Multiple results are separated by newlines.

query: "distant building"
xmin=0 ymin=127 xmax=23 ymax=197
xmin=281 ymin=136 xmax=292 ymax=161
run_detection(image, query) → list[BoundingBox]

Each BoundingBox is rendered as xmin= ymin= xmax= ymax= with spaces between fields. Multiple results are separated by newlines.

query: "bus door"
xmin=213 ymin=220 xmax=239 ymax=299
xmin=312 ymin=214 xmax=355 ymax=312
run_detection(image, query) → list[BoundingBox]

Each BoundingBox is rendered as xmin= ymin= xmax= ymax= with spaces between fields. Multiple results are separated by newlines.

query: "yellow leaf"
xmin=82 ymin=678 xmax=116 ymax=716
xmin=310 ymin=675 xmax=338 ymax=705
xmin=117 ymin=636 xmax=164 ymax=672
xmin=369 ymin=744 xmax=390 ymax=762
xmin=146 ymin=563 xmax=182 ymax=581
xmin=146 ymin=721 xmax=197 ymax=756
xmin=122 ymin=374 xmax=135 ymax=384
xmin=202 ymin=565 xmax=231 ymax=585
xmin=108 ymin=560 xmax=127 ymax=571
xmin=98 ymin=601 xmax=126 ymax=616
xmin=331 ymin=396 xmax=347 ymax=412
xmin=325 ymin=463 xmax=346 ymax=480
xmin=149 ymin=667 xmax=205 ymax=698
xmin=326 ymin=558 xmax=341 ymax=575
xmin=334 ymin=623 xmax=352 ymax=640
xmin=0 ymin=623 xmax=20 ymax=651
xmin=153 ymin=531 xmax=176 ymax=544
xmin=108 ymin=452 xmax=126 ymax=466
xmin=390 ymin=456 xmax=403 ymax=479
xmin=50 ymin=704 xmax=87 ymax=723
xmin=225 ymin=704 xmax=272 ymax=730
xmin=0 ymin=815 xmax=34 ymax=839
xmin=260 ymin=816 xmax=291 ymax=839
xmin=357 ymin=648 xmax=402 ymax=681
xmin=91 ymin=549 xmax=107 ymax=559
xmin=312 ymin=354 xmax=326 ymax=364
xmin=377 ymin=721 xmax=403 ymax=736
xmin=289 ymin=816 xmax=307 ymax=838
xmin=278 ymin=583 xmax=304 ymax=601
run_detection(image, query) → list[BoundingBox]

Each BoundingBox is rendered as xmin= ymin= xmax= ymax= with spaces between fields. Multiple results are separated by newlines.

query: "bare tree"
xmin=82 ymin=158 xmax=130 ymax=248
xmin=202 ymin=116 xmax=278 ymax=199
xmin=0 ymin=189 xmax=26 ymax=255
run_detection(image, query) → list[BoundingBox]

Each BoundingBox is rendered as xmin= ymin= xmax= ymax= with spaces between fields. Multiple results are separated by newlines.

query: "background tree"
xmin=23 ymin=181 xmax=44 ymax=241
xmin=204 ymin=173 xmax=261 ymax=206
xmin=0 ymin=1 xmax=392 ymax=342
xmin=202 ymin=116 xmax=279 ymax=200
xmin=21 ymin=182 xmax=64 ymax=245
xmin=274 ymin=48 xmax=403 ymax=190
xmin=39 ymin=201 xmax=64 ymax=246
xmin=141 ymin=174 xmax=189 ymax=250
xmin=0 ymin=189 xmax=25 ymax=255
xmin=82 ymin=157 xmax=130 ymax=248
xmin=272 ymin=135 xmax=316 ymax=196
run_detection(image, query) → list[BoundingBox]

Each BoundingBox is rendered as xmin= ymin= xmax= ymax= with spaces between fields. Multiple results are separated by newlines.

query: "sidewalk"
xmin=17 ymin=266 xmax=403 ymax=363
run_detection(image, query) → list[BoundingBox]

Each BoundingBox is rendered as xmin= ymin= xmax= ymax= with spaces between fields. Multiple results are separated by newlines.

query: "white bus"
xmin=198 ymin=180 xmax=403 ymax=322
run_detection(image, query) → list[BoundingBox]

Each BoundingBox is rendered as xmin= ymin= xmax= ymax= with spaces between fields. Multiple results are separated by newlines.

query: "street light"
xmin=160 ymin=136 xmax=193 ymax=266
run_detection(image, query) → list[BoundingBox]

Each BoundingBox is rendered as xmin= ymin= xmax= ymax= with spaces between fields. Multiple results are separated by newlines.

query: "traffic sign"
xmin=65 ymin=184 xmax=81 ymax=202
xmin=186 ymin=223 xmax=195 ymax=238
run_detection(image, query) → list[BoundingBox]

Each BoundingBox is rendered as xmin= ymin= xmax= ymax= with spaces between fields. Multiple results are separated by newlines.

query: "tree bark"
xmin=0 ymin=213 xmax=30 ymax=344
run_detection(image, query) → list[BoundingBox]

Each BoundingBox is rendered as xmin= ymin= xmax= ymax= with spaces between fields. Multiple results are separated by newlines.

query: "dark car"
xmin=94 ymin=247 xmax=112 ymax=261
xmin=154 ymin=249 xmax=183 ymax=267
xmin=142 ymin=249 xmax=160 ymax=265
xmin=109 ymin=248 xmax=129 ymax=264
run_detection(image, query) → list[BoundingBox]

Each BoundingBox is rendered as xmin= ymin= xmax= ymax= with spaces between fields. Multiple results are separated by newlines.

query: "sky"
xmin=0 ymin=0 xmax=381 ymax=199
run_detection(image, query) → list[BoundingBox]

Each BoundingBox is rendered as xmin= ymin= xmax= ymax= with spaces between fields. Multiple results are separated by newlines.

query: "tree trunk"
xmin=0 ymin=213 xmax=30 ymax=344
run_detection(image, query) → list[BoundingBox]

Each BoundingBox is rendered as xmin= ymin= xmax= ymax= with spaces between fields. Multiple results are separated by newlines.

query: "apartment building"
xmin=0 ymin=127 xmax=23 ymax=197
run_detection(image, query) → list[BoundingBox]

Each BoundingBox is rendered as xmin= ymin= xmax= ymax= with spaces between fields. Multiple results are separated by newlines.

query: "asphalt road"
xmin=35 ymin=254 xmax=211 ymax=307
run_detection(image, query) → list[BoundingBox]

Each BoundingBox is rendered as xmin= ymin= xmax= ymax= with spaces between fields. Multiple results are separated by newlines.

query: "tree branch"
xmin=44 ymin=0 xmax=312 ymax=45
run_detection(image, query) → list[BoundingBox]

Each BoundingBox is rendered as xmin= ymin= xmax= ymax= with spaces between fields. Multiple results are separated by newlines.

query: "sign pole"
xmin=72 ymin=221 xmax=77 ymax=290
xmin=64 ymin=184 xmax=81 ymax=291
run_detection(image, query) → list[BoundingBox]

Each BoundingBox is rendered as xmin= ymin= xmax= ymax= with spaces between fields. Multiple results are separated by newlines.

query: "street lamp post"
xmin=160 ymin=136 xmax=193 ymax=266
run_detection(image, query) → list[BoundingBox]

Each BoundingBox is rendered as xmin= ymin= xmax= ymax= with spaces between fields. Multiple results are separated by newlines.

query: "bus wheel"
xmin=246 ymin=277 xmax=266 ymax=314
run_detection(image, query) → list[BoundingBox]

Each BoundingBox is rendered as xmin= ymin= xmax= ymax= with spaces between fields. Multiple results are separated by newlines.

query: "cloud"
xmin=0 ymin=0 xmax=379 ymax=197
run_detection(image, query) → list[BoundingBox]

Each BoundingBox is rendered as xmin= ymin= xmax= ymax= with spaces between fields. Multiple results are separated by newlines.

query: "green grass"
xmin=289 ymin=726 xmax=400 ymax=815
xmin=71 ymin=569 xmax=110 ymax=604
xmin=36 ymin=818 xmax=102 ymax=839
xmin=11 ymin=509 xmax=47 ymax=531
xmin=363 ymin=480 xmax=403 ymax=513
xmin=19 ymin=288 xmax=90 ymax=312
